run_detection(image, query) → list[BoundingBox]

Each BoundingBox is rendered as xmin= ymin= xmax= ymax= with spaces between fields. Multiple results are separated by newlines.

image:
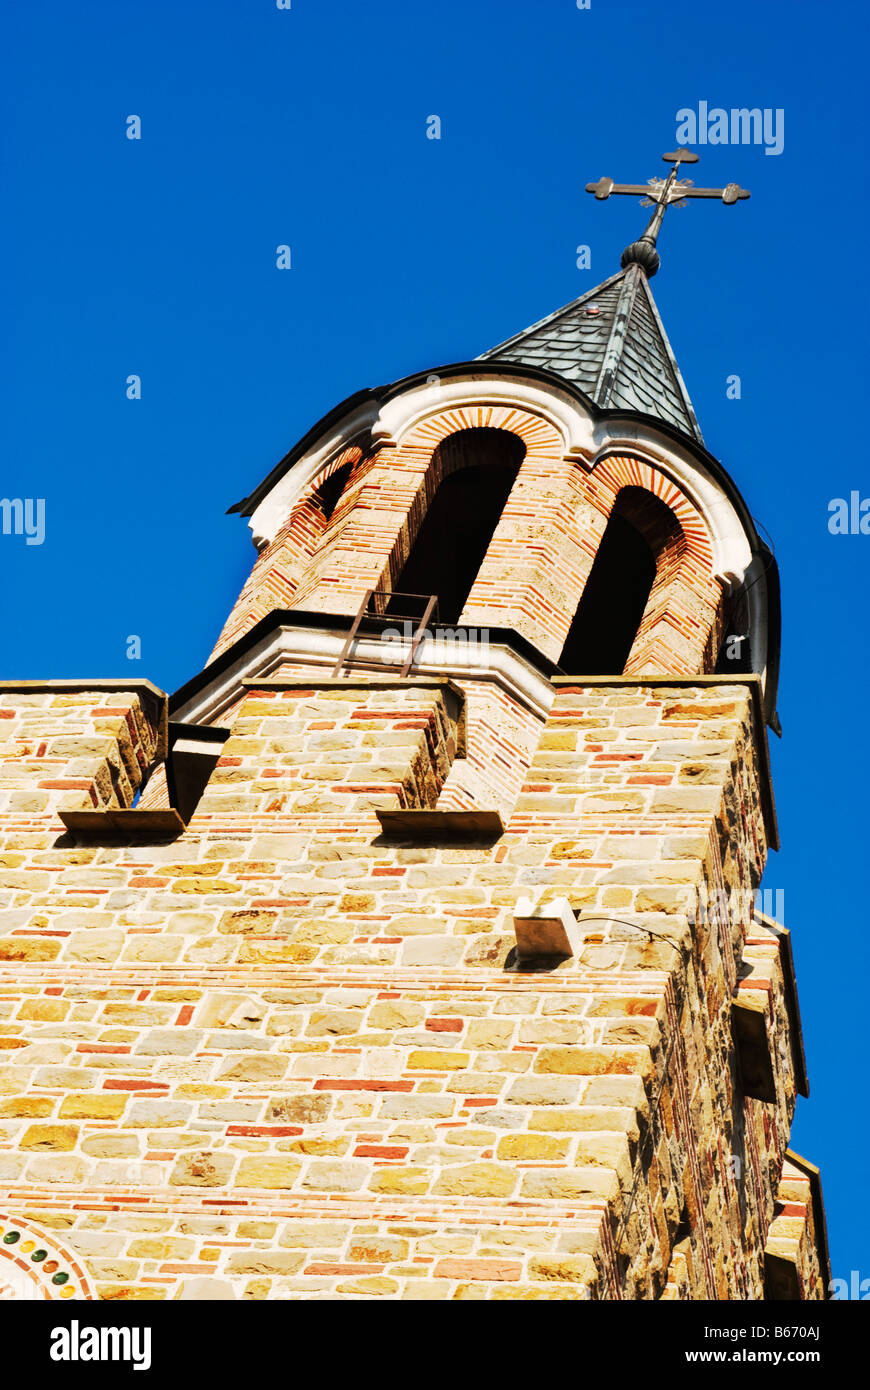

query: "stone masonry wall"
xmin=0 ymin=685 xmax=166 ymax=823
xmin=0 ymin=675 xmax=821 ymax=1300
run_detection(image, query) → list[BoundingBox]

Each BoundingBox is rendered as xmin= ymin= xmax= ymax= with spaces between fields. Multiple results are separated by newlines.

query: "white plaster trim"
xmin=248 ymin=375 xmax=601 ymax=548
xmin=588 ymin=423 xmax=754 ymax=580
xmin=248 ymin=401 xmax=379 ymax=548
xmin=370 ymin=374 xmax=593 ymax=458
xmin=172 ymin=624 xmax=557 ymax=728
xmin=251 ymin=379 xmax=755 ymax=590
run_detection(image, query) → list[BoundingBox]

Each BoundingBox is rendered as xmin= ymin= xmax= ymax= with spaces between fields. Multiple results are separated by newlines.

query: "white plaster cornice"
xmin=173 ymin=623 xmax=557 ymax=729
xmin=370 ymin=374 xmax=594 ymax=459
xmin=250 ymin=377 xmax=757 ymax=593
xmin=248 ymin=400 xmax=380 ymax=549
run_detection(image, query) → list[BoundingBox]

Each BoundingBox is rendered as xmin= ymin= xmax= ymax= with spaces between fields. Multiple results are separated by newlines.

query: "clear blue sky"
xmin=1 ymin=0 xmax=867 ymax=1289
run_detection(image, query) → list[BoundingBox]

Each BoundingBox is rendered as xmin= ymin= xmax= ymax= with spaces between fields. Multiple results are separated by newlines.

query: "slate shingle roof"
xmin=477 ymin=265 xmax=702 ymax=443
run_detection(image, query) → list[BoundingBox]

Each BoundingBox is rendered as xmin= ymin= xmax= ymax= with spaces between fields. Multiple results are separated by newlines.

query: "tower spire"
xmin=479 ymin=150 xmax=753 ymax=443
xmin=586 ymin=149 xmax=750 ymax=277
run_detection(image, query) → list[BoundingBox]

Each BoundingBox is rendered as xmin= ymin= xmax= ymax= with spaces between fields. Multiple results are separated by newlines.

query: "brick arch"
xmin=209 ymin=445 xmax=364 ymax=661
xmin=291 ymin=408 xmax=558 ymax=622
xmin=295 ymin=445 xmax=368 ymax=564
xmin=579 ymin=455 xmax=724 ymax=675
xmin=461 ymin=444 xmax=724 ymax=672
xmin=402 ymin=403 xmax=563 ymax=460
xmin=457 ymin=420 xmax=601 ymax=655
xmin=373 ymin=425 xmax=527 ymax=624
xmin=381 ymin=408 xmax=561 ymax=615
xmin=213 ymin=399 xmax=573 ymax=641
xmin=588 ymin=454 xmax=714 ymax=572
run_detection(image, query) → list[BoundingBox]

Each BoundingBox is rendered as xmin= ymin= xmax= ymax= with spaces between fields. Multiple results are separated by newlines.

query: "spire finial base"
xmin=620 ymin=237 xmax=660 ymax=277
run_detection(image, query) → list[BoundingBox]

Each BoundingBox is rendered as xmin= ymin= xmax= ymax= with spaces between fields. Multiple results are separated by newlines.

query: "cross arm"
xmin=677 ymin=183 xmax=750 ymax=203
xmin=586 ymin=178 xmax=653 ymax=200
xmin=587 ymin=177 xmax=750 ymax=205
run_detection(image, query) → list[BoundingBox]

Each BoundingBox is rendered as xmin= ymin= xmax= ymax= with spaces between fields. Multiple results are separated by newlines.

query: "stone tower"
xmin=0 ymin=172 xmax=828 ymax=1303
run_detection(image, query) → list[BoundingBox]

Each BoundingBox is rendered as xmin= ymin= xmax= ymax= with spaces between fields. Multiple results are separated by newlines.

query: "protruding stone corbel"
xmin=513 ymin=896 xmax=581 ymax=960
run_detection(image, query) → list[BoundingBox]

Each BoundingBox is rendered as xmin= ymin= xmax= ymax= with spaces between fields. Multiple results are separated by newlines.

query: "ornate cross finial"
xmin=586 ymin=151 xmax=750 ymax=277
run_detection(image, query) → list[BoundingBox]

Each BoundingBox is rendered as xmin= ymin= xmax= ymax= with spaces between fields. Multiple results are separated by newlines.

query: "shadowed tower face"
xmin=0 ymin=152 xmax=826 ymax=1302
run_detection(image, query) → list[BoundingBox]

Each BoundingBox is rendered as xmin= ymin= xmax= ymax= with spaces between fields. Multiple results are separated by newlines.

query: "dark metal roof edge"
xmin=760 ymin=543 xmax=782 ymax=733
xmin=633 ymin=271 xmax=704 ymax=445
xmin=0 ymin=678 xmax=167 ymax=697
xmin=227 ymin=386 xmax=380 ymax=518
xmin=749 ymin=677 xmax=780 ymax=850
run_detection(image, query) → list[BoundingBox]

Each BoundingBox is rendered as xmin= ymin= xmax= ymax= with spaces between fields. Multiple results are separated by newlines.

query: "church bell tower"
xmin=0 ymin=151 xmax=827 ymax=1301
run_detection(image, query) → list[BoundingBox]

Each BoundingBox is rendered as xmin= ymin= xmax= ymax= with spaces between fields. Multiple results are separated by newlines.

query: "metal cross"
xmin=586 ymin=150 xmax=750 ymax=276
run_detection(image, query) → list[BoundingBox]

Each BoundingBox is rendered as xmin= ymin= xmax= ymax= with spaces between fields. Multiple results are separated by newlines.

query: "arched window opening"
xmin=285 ymin=461 xmax=355 ymax=583
xmin=388 ymin=428 xmax=525 ymax=624
xmin=559 ymin=486 xmax=683 ymax=675
xmin=313 ymin=460 xmax=353 ymax=525
xmin=559 ymin=512 xmax=656 ymax=674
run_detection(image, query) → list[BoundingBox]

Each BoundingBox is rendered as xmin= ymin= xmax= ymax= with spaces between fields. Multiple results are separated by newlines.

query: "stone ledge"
xmin=552 ymin=675 xmax=763 ymax=688
xmin=58 ymin=808 xmax=185 ymax=838
xmin=784 ymin=1149 xmax=832 ymax=1294
xmin=752 ymin=915 xmax=809 ymax=1099
xmin=375 ymin=809 xmax=504 ymax=840
xmin=0 ymin=678 xmax=166 ymax=696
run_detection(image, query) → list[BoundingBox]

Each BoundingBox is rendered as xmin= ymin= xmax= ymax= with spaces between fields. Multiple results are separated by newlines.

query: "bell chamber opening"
xmin=388 ymin=427 xmax=525 ymax=624
xmin=559 ymin=485 xmax=683 ymax=675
